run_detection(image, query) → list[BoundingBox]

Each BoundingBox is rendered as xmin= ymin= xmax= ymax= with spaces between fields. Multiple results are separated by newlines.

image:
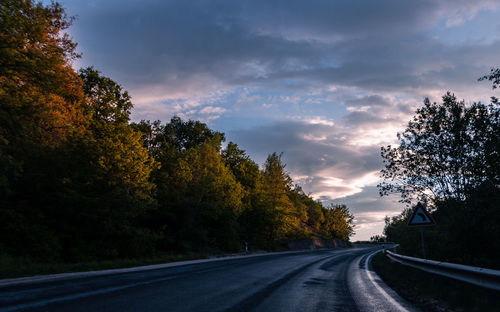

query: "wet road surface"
xmin=0 ymin=246 xmax=418 ymax=311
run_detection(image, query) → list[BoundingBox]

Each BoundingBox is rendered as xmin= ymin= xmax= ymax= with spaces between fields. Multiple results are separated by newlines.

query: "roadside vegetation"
xmin=0 ymin=1 xmax=354 ymax=277
xmin=378 ymin=71 xmax=500 ymax=269
xmin=372 ymin=252 xmax=500 ymax=312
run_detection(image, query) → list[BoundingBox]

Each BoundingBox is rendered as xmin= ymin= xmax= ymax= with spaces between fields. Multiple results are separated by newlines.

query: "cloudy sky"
xmin=59 ymin=0 xmax=500 ymax=240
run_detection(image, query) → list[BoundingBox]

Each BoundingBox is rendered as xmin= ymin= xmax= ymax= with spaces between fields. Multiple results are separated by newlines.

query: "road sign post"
xmin=420 ymin=228 xmax=426 ymax=259
xmin=407 ymin=202 xmax=436 ymax=259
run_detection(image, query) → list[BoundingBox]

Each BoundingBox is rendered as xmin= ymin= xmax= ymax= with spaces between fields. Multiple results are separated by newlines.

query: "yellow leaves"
xmin=167 ymin=143 xmax=244 ymax=214
xmin=89 ymin=123 xmax=157 ymax=198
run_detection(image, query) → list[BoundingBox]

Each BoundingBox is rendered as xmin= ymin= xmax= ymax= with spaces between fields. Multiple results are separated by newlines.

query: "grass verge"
xmin=371 ymin=252 xmax=500 ymax=312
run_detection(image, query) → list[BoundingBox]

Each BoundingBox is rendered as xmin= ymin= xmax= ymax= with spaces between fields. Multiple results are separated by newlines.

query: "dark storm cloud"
xmin=268 ymin=37 xmax=500 ymax=93
xmin=68 ymin=0 xmax=323 ymax=91
xmin=64 ymin=0 xmax=500 ymax=98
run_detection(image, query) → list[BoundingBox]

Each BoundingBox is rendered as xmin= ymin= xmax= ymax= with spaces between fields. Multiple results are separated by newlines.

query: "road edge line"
xmin=365 ymin=250 xmax=411 ymax=312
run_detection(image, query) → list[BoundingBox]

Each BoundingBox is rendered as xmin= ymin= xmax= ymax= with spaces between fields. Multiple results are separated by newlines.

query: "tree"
xmin=322 ymin=204 xmax=354 ymax=241
xmin=302 ymin=196 xmax=325 ymax=236
xmin=0 ymin=0 xmax=87 ymax=260
xmin=162 ymin=116 xmax=225 ymax=152
xmin=78 ymin=67 xmax=157 ymax=203
xmin=383 ymin=209 xmax=419 ymax=255
xmin=156 ymin=143 xmax=243 ymax=251
xmin=64 ymin=68 xmax=158 ymax=259
xmin=131 ymin=120 xmax=164 ymax=154
xmin=148 ymin=118 xmax=244 ymax=251
xmin=378 ymin=92 xmax=499 ymax=204
xmin=152 ymin=117 xmax=228 ymax=204
xmin=260 ymin=152 xmax=298 ymax=240
xmin=79 ymin=67 xmax=132 ymax=124
xmin=0 ymin=0 xmax=85 ymax=197
xmin=2 ymin=1 xmax=359 ymax=263
xmin=370 ymin=234 xmax=386 ymax=243
xmin=380 ymin=82 xmax=500 ymax=268
xmin=221 ymin=142 xmax=260 ymax=202
xmin=0 ymin=0 xmax=85 ymax=147
xmin=479 ymin=67 xmax=500 ymax=89
xmin=286 ymin=185 xmax=317 ymax=237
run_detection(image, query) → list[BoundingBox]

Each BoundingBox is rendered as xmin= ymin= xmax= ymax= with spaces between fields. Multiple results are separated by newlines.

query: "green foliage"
xmin=0 ymin=0 xmax=85 ymax=261
xmin=260 ymin=152 xmax=296 ymax=240
xmin=62 ymin=69 xmax=158 ymax=260
xmin=79 ymin=67 xmax=132 ymax=124
xmin=147 ymin=118 xmax=243 ymax=251
xmin=162 ymin=116 xmax=225 ymax=152
xmin=130 ymin=120 xmax=163 ymax=154
xmin=145 ymin=120 xmax=355 ymax=252
xmin=0 ymin=0 xmax=84 ymax=197
xmin=237 ymin=152 xmax=355 ymax=249
xmin=0 ymin=1 xmax=355 ymax=269
xmin=169 ymin=143 xmax=244 ymax=250
xmin=79 ymin=68 xmax=157 ymax=202
xmin=322 ymin=204 xmax=355 ymax=242
xmin=222 ymin=142 xmax=260 ymax=192
xmin=0 ymin=1 xmax=158 ymax=261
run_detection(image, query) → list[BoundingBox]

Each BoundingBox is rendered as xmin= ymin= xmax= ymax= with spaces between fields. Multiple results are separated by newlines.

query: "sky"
xmin=59 ymin=0 xmax=500 ymax=241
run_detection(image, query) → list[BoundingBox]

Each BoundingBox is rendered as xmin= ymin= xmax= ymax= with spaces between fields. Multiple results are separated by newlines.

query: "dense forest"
xmin=0 ymin=1 xmax=354 ymax=263
xmin=379 ymin=77 xmax=500 ymax=268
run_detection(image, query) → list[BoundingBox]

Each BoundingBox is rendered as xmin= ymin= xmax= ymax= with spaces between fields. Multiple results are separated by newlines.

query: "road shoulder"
xmin=348 ymin=249 xmax=419 ymax=312
xmin=371 ymin=252 xmax=500 ymax=312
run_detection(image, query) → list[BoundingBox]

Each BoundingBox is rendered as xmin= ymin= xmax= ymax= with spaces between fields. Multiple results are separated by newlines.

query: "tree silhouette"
xmin=379 ymin=92 xmax=499 ymax=205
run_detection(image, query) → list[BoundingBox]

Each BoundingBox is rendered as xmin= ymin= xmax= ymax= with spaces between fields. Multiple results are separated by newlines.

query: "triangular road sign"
xmin=407 ymin=202 xmax=436 ymax=227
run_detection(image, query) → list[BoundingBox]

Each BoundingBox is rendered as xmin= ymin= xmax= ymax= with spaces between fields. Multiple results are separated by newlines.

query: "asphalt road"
xmin=0 ymin=246 xmax=418 ymax=312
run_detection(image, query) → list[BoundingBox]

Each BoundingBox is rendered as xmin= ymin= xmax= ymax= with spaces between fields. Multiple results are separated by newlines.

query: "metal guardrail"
xmin=385 ymin=250 xmax=500 ymax=291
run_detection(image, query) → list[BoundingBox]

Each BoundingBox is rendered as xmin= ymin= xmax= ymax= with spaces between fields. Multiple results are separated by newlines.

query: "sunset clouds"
xmin=61 ymin=0 xmax=500 ymax=239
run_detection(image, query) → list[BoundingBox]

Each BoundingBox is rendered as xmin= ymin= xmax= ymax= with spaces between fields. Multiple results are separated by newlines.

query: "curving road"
xmin=0 ymin=246 xmax=418 ymax=312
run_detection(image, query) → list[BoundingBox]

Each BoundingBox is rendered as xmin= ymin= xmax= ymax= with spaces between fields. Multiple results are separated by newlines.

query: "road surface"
xmin=0 ymin=246 xmax=418 ymax=311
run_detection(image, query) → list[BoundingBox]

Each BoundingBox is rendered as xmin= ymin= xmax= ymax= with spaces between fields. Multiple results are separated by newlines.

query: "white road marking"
xmin=365 ymin=250 xmax=410 ymax=312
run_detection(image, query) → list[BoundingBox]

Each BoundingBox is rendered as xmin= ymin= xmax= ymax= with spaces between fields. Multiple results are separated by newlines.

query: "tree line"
xmin=379 ymin=72 xmax=499 ymax=268
xmin=0 ymin=0 xmax=354 ymax=263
